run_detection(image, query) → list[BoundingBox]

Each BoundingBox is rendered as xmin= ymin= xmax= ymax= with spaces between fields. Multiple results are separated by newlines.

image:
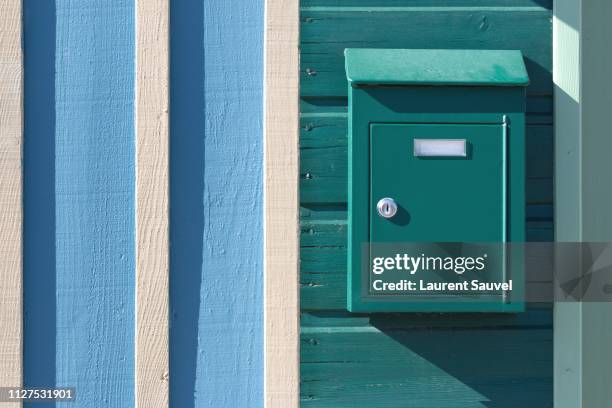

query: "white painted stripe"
xmin=553 ymin=1 xmax=582 ymax=407
xmin=0 ymin=0 xmax=23 ymax=403
xmin=135 ymin=0 xmax=169 ymax=407
xmin=264 ymin=0 xmax=300 ymax=406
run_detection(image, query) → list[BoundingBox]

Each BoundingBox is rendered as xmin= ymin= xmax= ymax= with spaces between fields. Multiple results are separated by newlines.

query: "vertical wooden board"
xmin=265 ymin=0 xmax=300 ymax=406
xmin=0 ymin=0 xmax=23 ymax=400
xmin=554 ymin=2 xmax=612 ymax=407
xmin=581 ymin=1 xmax=612 ymax=241
xmin=553 ymin=0 xmax=581 ymax=242
xmin=22 ymin=0 xmax=56 ymax=396
xmin=199 ymin=0 xmax=264 ymax=404
xmin=580 ymin=3 xmax=612 ymax=405
xmin=168 ymin=1 xmax=204 ymax=405
xmin=552 ymin=1 xmax=581 ymax=407
xmin=135 ymin=0 xmax=169 ymax=407
xmin=171 ymin=0 xmax=265 ymax=406
xmin=53 ymin=1 xmax=135 ymax=406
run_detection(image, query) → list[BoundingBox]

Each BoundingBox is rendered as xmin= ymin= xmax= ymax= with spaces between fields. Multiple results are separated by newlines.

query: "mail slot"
xmin=413 ymin=139 xmax=466 ymax=157
xmin=345 ymin=49 xmax=528 ymax=312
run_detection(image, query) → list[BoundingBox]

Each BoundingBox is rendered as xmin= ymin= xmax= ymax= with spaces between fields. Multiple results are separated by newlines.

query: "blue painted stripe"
xmin=24 ymin=1 xmax=135 ymax=407
xmin=170 ymin=0 xmax=264 ymax=406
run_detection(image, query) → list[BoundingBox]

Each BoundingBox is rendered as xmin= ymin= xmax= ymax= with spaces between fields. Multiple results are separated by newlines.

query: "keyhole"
xmin=382 ymin=203 xmax=391 ymax=215
xmin=377 ymin=197 xmax=398 ymax=219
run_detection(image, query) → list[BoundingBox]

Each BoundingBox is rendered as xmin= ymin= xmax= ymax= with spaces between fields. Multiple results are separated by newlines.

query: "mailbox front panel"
xmin=370 ymin=123 xmax=505 ymax=243
xmin=367 ymin=123 xmax=508 ymax=303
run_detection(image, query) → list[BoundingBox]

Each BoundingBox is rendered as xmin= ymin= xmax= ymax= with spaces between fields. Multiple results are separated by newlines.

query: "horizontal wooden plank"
xmin=300 ymin=116 xmax=553 ymax=204
xmin=301 ymin=206 xmax=553 ymax=226
xmin=301 ymin=204 xmax=348 ymax=220
xmin=300 ymin=7 xmax=552 ymax=97
xmin=301 ymin=327 xmax=551 ymax=363
xmin=300 ymin=308 xmax=553 ymax=328
xmin=302 ymin=0 xmax=551 ymax=7
xmin=300 ymin=203 xmax=554 ymax=221
xmin=300 ymin=95 xmax=553 ymax=116
xmin=301 ymin=329 xmax=552 ymax=407
xmin=301 ymin=220 xmax=554 ymax=247
xmin=300 ymin=204 xmax=553 ymax=223
xmin=300 ymin=175 xmax=553 ymax=204
xmin=302 ymin=378 xmax=551 ymax=407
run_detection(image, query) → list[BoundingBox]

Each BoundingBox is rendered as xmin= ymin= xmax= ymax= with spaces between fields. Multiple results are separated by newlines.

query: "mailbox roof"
xmin=345 ymin=49 xmax=529 ymax=87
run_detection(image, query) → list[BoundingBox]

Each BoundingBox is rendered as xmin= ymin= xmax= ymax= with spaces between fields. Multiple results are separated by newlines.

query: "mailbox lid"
xmin=345 ymin=49 xmax=529 ymax=87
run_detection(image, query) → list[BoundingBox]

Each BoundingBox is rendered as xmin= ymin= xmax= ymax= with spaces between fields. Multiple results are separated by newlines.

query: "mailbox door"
xmin=370 ymin=123 xmax=505 ymax=243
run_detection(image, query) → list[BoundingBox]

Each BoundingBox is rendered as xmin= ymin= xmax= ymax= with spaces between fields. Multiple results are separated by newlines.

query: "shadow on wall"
xmin=374 ymin=318 xmax=553 ymax=408
xmin=23 ymin=3 xmax=57 ymax=408
xmin=169 ymin=1 xmax=205 ymax=407
xmin=301 ymin=311 xmax=553 ymax=407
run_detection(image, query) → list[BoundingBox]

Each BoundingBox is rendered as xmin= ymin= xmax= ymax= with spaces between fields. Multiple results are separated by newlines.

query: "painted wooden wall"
xmin=299 ymin=1 xmax=554 ymax=406
xmin=18 ymin=0 xmax=264 ymax=407
xmin=170 ymin=0 xmax=264 ymax=406
xmin=24 ymin=2 xmax=136 ymax=406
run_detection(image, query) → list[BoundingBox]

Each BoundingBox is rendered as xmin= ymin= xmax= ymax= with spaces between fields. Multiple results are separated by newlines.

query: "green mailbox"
xmin=345 ymin=49 xmax=528 ymax=313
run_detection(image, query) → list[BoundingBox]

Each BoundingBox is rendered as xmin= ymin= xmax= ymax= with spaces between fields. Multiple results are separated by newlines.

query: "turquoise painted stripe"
xmin=301 ymin=6 xmax=548 ymax=11
xmin=24 ymin=1 xmax=135 ymax=407
xmin=170 ymin=0 xmax=264 ymax=406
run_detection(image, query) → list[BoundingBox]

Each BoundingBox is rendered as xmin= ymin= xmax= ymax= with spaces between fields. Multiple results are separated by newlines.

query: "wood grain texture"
xmin=580 ymin=3 xmax=612 ymax=405
xmin=53 ymin=1 xmax=135 ymax=405
xmin=0 ymin=0 xmax=23 ymax=398
xmin=135 ymin=0 xmax=169 ymax=407
xmin=301 ymin=328 xmax=552 ymax=407
xmin=264 ymin=0 xmax=300 ymax=406
xmin=552 ymin=2 xmax=581 ymax=407
xmin=169 ymin=1 xmax=264 ymax=405
xmin=554 ymin=2 xmax=612 ymax=407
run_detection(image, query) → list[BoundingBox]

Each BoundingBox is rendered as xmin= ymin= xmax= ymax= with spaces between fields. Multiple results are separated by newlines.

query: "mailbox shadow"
xmin=169 ymin=1 xmax=205 ymax=407
xmin=533 ymin=0 xmax=552 ymax=8
xmin=390 ymin=204 xmax=411 ymax=226
xmin=23 ymin=2 xmax=57 ymax=405
xmin=370 ymin=314 xmax=553 ymax=407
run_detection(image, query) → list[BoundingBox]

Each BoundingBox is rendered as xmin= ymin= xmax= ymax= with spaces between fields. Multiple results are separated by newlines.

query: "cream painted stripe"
xmin=264 ymin=0 xmax=300 ymax=407
xmin=0 ymin=0 xmax=23 ymax=403
xmin=135 ymin=0 xmax=169 ymax=407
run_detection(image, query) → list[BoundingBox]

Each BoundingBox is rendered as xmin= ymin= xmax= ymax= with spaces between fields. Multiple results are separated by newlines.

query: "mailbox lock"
xmin=377 ymin=198 xmax=398 ymax=219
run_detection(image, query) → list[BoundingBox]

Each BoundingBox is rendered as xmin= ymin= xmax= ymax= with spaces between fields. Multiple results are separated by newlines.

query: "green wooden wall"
xmin=299 ymin=1 xmax=554 ymax=406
